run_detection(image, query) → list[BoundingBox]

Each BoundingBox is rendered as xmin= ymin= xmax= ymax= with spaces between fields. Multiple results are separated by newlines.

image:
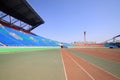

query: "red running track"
xmin=71 ymin=48 xmax=120 ymax=62
xmin=61 ymin=49 xmax=120 ymax=80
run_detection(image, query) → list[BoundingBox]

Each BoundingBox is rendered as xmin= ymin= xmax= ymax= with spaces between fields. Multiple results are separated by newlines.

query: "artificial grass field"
xmin=0 ymin=47 xmax=57 ymax=53
xmin=0 ymin=48 xmax=66 ymax=80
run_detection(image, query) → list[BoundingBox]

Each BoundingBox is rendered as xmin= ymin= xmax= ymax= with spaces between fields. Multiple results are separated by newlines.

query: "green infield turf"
xmin=0 ymin=49 xmax=66 ymax=80
xmin=0 ymin=47 xmax=58 ymax=54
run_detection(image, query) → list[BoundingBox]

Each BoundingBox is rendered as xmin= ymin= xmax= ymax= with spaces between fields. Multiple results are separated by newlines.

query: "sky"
xmin=28 ymin=0 xmax=120 ymax=43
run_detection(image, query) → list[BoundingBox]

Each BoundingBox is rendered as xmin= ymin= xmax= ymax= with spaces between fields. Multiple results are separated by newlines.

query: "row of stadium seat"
xmin=62 ymin=42 xmax=72 ymax=47
xmin=0 ymin=24 xmax=57 ymax=46
xmin=0 ymin=24 xmax=71 ymax=47
xmin=0 ymin=44 xmax=2 ymax=46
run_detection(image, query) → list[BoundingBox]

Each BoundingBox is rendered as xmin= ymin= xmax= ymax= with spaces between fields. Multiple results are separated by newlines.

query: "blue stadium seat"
xmin=62 ymin=43 xmax=72 ymax=48
xmin=0 ymin=44 xmax=2 ymax=46
xmin=0 ymin=27 xmax=24 ymax=46
xmin=0 ymin=24 xmax=71 ymax=47
xmin=4 ymin=27 xmax=36 ymax=46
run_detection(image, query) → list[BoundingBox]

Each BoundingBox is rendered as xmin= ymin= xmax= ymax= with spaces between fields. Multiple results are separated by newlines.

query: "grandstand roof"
xmin=0 ymin=0 xmax=44 ymax=31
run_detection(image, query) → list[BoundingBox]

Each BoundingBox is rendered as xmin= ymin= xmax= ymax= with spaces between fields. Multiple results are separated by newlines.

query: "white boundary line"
xmin=66 ymin=52 xmax=96 ymax=80
xmin=60 ymin=49 xmax=68 ymax=80
xmin=79 ymin=56 xmax=120 ymax=80
xmin=70 ymin=49 xmax=120 ymax=79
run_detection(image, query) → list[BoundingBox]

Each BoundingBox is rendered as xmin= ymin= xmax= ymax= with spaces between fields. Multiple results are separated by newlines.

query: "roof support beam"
xmin=0 ymin=0 xmax=44 ymax=31
xmin=0 ymin=14 xmax=7 ymax=19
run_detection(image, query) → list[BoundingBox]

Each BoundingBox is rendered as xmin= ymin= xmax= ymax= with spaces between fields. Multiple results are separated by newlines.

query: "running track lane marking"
xmin=63 ymin=50 xmax=96 ymax=80
xmin=61 ymin=50 xmax=68 ymax=80
xmin=70 ymin=49 xmax=120 ymax=79
xmin=76 ymin=54 xmax=120 ymax=80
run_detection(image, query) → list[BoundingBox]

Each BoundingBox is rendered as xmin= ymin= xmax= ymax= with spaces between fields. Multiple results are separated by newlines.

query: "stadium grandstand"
xmin=104 ymin=35 xmax=120 ymax=48
xmin=0 ymin=0 xmax=71 ymax=47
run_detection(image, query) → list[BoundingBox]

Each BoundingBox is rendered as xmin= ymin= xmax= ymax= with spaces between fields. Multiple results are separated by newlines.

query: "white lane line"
xmin=66 ymin=52 xmax=96 ymax=80
xmin=79 ymin=56 xmax=120 ymax=80
xmin=71 ymin=49 xmax=120 ymax=79
xmin=61 ymin=50 xmax=68 ymax=80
